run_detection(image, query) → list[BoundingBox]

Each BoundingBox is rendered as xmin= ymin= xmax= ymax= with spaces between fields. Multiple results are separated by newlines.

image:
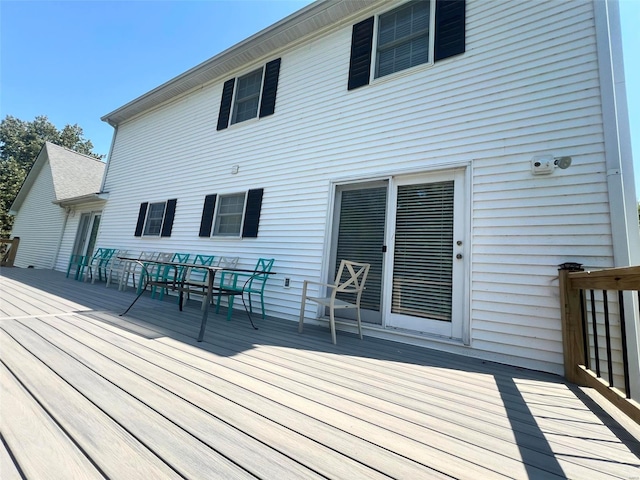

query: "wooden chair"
xmin=215 ymin=258 xmax=274 ymax=321
xmin=299 ymin=260 xmax=370 ymax=344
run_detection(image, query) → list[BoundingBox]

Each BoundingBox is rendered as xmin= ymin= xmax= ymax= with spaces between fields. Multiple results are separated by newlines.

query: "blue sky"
xmin=1 ymin=0 xmax=639 ymax=199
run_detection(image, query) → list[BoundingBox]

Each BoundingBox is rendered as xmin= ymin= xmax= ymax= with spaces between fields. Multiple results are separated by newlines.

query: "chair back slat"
xmin=186 ymin=254 xmax=216 ymax=284
xmin=334 ymin=260 xmax=370 ymax=294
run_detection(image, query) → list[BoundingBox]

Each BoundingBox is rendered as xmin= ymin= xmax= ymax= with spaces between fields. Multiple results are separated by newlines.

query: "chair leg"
xmin=356 ymin=307 xmax=363 ymax=340
xmin=298 ymin=296 xmax=306 ymax=333
xmin=226 ymin=295 xmax=235 ymax=321
xmin=329 ymin=308 xmax=337 ymax=345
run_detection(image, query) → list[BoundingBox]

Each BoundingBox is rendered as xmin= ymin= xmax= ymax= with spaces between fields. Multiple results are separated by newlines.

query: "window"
xmin=232 ymin=69 xmax=263 ymax=124
xmin=143 ymin=202 xmax=166 ymax=236
xmin=134 ymin=199 xmax=177 ymax=237
xmin=199 ymin=189 xmax=264 ymax=238
xmin=214 ymin=193 xmax=246 ymax=236
xmin=348 ymin=0 xmax=465 ymax=90
xmin=217 ymin=58 xmax=281 ymax=130
xmin=375 ymin=1 xmax=431 ymax=79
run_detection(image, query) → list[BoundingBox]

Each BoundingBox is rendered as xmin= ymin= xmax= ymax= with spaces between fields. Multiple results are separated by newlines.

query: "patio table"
xmin=117 ymin=257 xmax=274 ymax=341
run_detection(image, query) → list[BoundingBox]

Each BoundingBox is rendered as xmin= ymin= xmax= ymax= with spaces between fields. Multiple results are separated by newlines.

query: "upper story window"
xmin=232 ymin=68 xmax=264 ymax=124
xmin=199 ymin=189 xmax=264 ymax=238
xmin=134 ymin=199 xmax=177 ymax=237
xmin=348 ymin=0 xmax=466 ymax=90
xmin=375 ymin=1 xmax=431 ymax=79
xmin=217 ymin=59 xmax=281 ymax=130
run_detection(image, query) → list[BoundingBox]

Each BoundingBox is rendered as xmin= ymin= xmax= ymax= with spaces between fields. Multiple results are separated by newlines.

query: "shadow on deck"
xmin=1 ymin=267 xmax=639 ymax=479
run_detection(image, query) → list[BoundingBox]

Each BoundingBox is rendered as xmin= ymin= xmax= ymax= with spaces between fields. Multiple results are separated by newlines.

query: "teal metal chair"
xmin=215 ymin=258 xmax=274 ymax=321
xmin=151 ymin=252 xmax=190 ymax=300
xmin=66 ymin=254 xmax=89 ymax=280
xmin=181 ymin=254 xmax=216 ymax=302
xmin=85 ymin=248 xmax=117 ymax=283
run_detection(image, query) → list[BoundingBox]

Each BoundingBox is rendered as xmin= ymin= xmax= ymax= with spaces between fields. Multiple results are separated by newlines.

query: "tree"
xmin=0 ymin=115 xmax=104 ymax=236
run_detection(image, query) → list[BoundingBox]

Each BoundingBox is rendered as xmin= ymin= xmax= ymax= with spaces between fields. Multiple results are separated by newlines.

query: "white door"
xmin=385 ymin=170 xmax=466 ymax=340
xmin=72 ymin=212 xmax=101 ymax=258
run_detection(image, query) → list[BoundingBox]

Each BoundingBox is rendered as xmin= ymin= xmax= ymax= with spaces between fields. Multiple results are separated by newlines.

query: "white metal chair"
xmin=299 ymin=259 xmax=370 ymax=344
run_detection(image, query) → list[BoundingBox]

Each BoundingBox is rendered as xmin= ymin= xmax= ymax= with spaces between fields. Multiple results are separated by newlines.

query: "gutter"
xmin=594 ymin=0 xmax=639 ymax=267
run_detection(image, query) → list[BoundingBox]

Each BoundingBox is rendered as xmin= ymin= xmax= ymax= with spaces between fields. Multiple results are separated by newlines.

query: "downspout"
xmin=52 ymin=206 xmax=71 ymax=270
xmin=100 ymin=124 xmax=118 ymax=193
xmin=593 ymin=0 xmax=640 ymax=399
xmin=594 ymin=0 xmax=639 ymax=266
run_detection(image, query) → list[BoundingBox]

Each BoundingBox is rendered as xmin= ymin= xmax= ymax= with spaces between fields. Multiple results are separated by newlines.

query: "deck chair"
xmin=119 ymin=251 xmax=158 ymax=291
xmin=137 ymin=252 xmax=173 ymax=294
xmin=181 ymin=254 xmax=216 ymax=302
xmin=66 ymin=254 xmax=88 ymax=280
xmin=105 ymin=250 xmax=130 ymax=288
xmin=87 ymin=248 xmax=119 ymax=284
xmin=215 ymin=258 xmax=274 ymax=321
xmin=151 ymin=252 xmax=190 ymax=300
xmin=83 ymin=248 xmax=116 ymax=283
xmin=299 ymin=260 xmax=370 ymax=344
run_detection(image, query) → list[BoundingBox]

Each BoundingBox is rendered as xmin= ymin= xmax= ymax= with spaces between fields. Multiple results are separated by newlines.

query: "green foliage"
xmin=0 ymin=115 xmax=104 ymax=236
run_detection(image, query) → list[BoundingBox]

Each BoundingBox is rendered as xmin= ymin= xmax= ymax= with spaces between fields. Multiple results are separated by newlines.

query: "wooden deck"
xmin=1 ymin=268 xmax=639 ymax=479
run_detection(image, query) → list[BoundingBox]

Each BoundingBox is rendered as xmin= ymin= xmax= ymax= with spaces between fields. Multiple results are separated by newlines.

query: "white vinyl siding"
xmin=98 ymin=0 xmax=615 ymax=375
xmin=11 ymin=161 xmax=66 ymax=269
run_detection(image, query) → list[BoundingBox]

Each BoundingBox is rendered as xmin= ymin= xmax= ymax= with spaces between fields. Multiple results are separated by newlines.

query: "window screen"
xmin=232 ymin=68 xmax=264 ymax=124
xmin=376 ymin=1 xmax=430 ymax=78
xmin=143 ymin=202 xmax=166 ymax=236
xmin=214 ymin=193 xmax=246 ymax=236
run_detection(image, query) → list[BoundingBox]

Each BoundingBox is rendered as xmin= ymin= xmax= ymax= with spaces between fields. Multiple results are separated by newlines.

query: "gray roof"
xmin=46 ymin=142 xmax=105 ymax=200
xmin=10 ymin=142 xmax=106 ymax=213
xmin=101 ymin=0 xmax=382 ymax=126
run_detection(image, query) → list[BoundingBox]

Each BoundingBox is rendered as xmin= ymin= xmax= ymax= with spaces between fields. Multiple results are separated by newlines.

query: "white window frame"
xmin=372 ymin=0 xmax=436 ymax=81
xmin=212 ymin=192 xmax=248 ymax=237
xmin=143 ymin=201 xmax=167 ymax=237
xmin=231 ymin=67 xmax=265 ymax=125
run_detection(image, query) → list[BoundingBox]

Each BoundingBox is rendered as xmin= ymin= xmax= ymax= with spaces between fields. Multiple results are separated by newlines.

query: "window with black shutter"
xmin=347 ymin=0 xmax=465 ymax=89
xmin=199 ymin=188 xmax=264 ymax=238
xmin=216 ymin=59 xmax=281 ymax=130
xmin=134 ymin=199 xmax=177 ymax=237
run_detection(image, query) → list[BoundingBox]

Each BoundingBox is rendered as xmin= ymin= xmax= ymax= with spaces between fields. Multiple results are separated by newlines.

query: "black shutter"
xmin=199 ymin=194 xmax=217 ymax=237
xmin=347 ymin=17 xmax=374 ymax=91
xmin=216 ymin=78 xmax=235 ymax=130
xmin=134 ymin=202 xmax=148 ymax=237
xmin=242 ymin=188 xmax=264 ymax=238
xmin=160 ymin=199 xmax=177 ymax=237
xmin=259 ymin=58 xmax=281 ymax=118
xmin=434 ymin=0 xmax=466 ymax=62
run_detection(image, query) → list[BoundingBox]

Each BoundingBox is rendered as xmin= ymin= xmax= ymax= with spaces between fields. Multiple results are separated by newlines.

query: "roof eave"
xmin=54 ymin=192 xmax=109 ymax=207
xmin=101 ymin=0 xmax=381 ymax=126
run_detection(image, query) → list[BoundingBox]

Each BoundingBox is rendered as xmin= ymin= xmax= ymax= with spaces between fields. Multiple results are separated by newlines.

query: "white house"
xmin=9 ymin=142 xmax=106 ymax=270
xmin=95 ymin=0 xmax=639 ymax=378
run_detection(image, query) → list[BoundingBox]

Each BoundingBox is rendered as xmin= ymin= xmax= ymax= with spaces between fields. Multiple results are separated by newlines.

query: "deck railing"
xmin=0 ymin=237 xmax=20 ymax=267
xmin=559 ymin=263 xmax=640 ymax=424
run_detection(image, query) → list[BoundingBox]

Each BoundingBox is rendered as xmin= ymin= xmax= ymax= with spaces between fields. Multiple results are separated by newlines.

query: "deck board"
xmin=1 ymin=267 xmax=639 ymax=479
